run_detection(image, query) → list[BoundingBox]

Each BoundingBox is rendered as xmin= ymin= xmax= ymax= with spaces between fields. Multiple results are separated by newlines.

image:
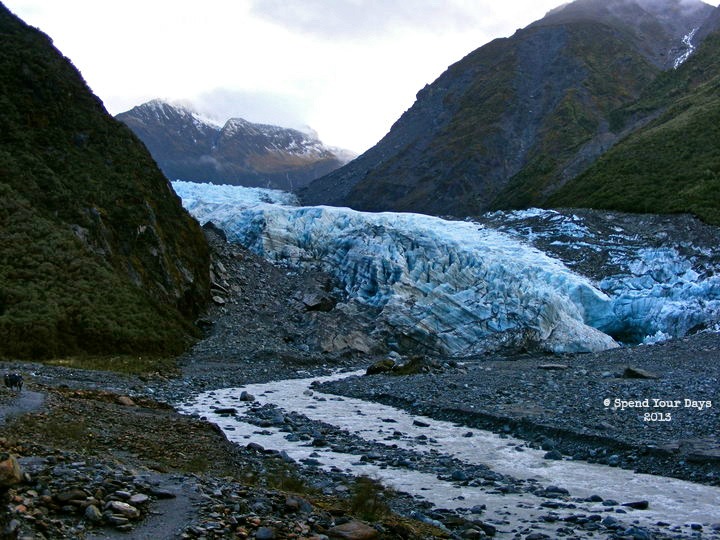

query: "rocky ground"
xmin=1 ymin=223 xmax=719 ymax=539
xmin=319 ymin=334 xmax=720 ymax=485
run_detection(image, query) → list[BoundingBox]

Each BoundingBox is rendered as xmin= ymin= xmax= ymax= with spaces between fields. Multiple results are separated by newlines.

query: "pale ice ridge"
xmin=172 ymin=180 xmax=299 ymax=208
xmin=179 ymin=371 xmax=720 ymax=535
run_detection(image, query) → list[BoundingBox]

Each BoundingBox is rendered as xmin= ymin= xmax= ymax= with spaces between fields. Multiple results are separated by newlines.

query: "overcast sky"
xmin=4 ymin=0 xmax=712 ymax=152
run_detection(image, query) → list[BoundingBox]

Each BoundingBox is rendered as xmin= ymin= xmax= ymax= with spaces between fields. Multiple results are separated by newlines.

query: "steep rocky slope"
xmin=0 ymin=4 xmax=209 ymax=358
xmin=117 ymin=100 xmax=354 ymax=191
xmin=301 ymin=0 xmax=716 ymax=220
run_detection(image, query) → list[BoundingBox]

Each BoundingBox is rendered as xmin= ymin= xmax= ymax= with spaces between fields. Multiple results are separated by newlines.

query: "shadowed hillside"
xmin=0 ymin=3 xmax=210 ymax=358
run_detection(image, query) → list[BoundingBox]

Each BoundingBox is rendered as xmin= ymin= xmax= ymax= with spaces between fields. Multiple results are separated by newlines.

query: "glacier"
xmin=173 ymin=181 xmax=720 ymax=357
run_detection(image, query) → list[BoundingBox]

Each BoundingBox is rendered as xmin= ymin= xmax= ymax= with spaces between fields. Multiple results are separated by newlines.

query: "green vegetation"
xmin=349 ymin=476 xmax=390 ymax=521
xmin=41 ymin=354 xmax=178 ymax=376
xmin=550 ymin=31 xmax=720 ymax=224
xmin=494 ymin=22 xmax=658 ymax=209
xmin=0 ymin=5 xmax=209 ymax=359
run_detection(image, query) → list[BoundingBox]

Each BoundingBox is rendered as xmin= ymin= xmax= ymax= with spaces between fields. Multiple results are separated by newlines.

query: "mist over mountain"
xmin=117 ymin=100 xmax=355 ymax=191
xmin=301 ymin=0 xmax=719 ymax=224
xmin=0 ymin=4 xmax=210 ymax=358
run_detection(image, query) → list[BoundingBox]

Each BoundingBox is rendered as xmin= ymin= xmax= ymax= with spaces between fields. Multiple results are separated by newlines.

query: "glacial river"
xmin=179 ymin=370 xmax=720 ymax=538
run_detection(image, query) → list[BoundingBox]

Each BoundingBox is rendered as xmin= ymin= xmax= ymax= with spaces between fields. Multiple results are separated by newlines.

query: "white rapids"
xmin=179 ymin=371 xmax=720 ymax=538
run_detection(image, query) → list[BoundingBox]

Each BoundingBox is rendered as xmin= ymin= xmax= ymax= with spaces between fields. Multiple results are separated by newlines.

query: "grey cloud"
xmin=249 ymin=0 xmax=484 ymax=39
xmin=192 ymin=88 xmax=313 ymax=130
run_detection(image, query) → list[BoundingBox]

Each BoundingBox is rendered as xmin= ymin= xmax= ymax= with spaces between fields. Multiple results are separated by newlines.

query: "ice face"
xmin=172 ymin=182 xmax=720 ymax=355
xmin=481 ymin=208 xmax=720 ymax=345
xmin=173 ymin=182 xmax=619 ymax=355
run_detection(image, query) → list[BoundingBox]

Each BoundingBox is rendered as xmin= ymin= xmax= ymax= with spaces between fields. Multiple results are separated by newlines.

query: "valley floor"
xmin=1 ymin=228 xmax=719 ymax=539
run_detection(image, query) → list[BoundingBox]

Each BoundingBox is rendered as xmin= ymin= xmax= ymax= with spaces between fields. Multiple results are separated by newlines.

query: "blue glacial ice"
xmin=173 ymin=181 xmax=720 ymax=356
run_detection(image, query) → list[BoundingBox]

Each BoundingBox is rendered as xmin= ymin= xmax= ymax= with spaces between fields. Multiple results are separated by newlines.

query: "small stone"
xmin=538 ymin=364 xmax=568 ymax=370
xmin=129 ymin=494 xmax=149 ymax=505
xmin=255 ymin=526 xmax=276 ymax=539
xmin=239 ymin=391 xmax=255 ymax=402
xmin=84 ymin=505 xmax=103 ymax=523
xmin=107 ymin=515 xmax=129 ymax=526
xmin=0 ymin=454 xmax=23 ymax=487
xmin=147 ymin=487 xmax=176 ymax=499
xmin=413 ymin=419 xmax=430 ymax=428
xmin=212 ymin=295 xmax=226 ymax=305
xmin=105 ymin=501 xmax=140 ymax=519
xmin=55 ymin=489 xmax=88 ymax=503
xmin=543 ymin=450 xmax=563 ymax=460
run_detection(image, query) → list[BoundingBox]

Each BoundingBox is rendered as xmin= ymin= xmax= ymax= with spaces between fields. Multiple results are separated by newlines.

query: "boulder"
xmin=622 ymin=500 xmax=649 ymax=510
xmin=366 ymin=359 xmax=395 ymax=375
xmin=239 ymin=391 xmax=255 ymax=402
xmin=391 ymin=355 xmax=443 ymax=375
xmin=302 ymin=292 xmax=336 ymax=312
xmin=622 ymin=367 xmax=659 ymax=379
xmin=328 ymin=520 xmax=379 ymax=539
xmin=0 ymin=454 xmax=23 ymax=488
xmin=116 ymin=396 xmax=135 ymax=406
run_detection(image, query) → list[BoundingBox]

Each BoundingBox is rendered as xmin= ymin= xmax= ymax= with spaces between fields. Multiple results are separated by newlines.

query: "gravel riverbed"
xmin=1 ymin=226 xmax=719 ymax=539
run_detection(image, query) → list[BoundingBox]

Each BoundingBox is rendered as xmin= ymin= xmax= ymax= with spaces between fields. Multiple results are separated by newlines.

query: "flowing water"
xmin=179 ymin=370 xmax=720 ymax=538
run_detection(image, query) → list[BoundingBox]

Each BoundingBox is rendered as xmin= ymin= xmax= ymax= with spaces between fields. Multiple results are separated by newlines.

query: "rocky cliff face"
xmin=0 ymin=4 xmax=210 ymax=358
xmin=117 ymin=101 xmax=354 ymax=191
xmin=301 ymin=0 xmax=716 ymax=219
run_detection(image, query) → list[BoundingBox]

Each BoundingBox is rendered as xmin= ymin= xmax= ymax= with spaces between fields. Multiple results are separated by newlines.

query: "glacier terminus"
xmin=173 ymin=181 xmax=720 ymax=357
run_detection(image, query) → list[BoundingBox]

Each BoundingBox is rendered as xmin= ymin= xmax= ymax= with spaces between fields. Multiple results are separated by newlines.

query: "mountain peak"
xmin=117 ymin=100 xmax=355 ymax=190
xmin=301 ymin=0 xmax=719 ymax=221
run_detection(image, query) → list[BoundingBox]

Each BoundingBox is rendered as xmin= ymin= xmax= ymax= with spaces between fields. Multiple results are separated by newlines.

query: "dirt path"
xmin=85 ymin=474 xmax=201 ymax=540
